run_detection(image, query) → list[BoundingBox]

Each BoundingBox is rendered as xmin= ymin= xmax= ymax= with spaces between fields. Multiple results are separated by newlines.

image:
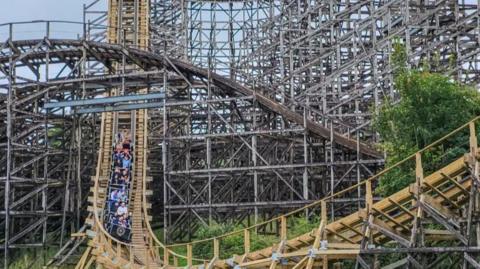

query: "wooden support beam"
xmin=339 ymin=222 xmax=364 ymax=237
xmin=163 ymin=247 xmax=170 ymax=266
xmin=369 ymin=218 xmax=410 ymax=247
xmin=441 ymin=172 xmax=469 ymax=195
xmin=388 ymin=199 xmax=415 ymax=218
xmin=213 ymin=238 xmax=220 ymax=259
xmin=422 ymin=194 xmax=456 ymax=220
xmin=419 ymin=201 xmax=467 ymax=245
xmin=406 ymin=255 xmax=424 ymax=269
xmin=326 ymin=228 xmax=356 ymax=244
xmin=356 ymin=256 xmax=372 ymax=269
xmin=464 ymin=253 xmax=480 ymax=269
xmin=244 ymin=229 xmax=250 ymax=254
xmin=292 ymin=256 xmax=308 ymax=269
xmin=187 ymin=244 xmax=193 ymax=267
xmin=470 ymin=122 xmax=478 ymax=157
xmin=415 ymin=153 xmax=424 ymax=219
xmin=281 ymin=216 xmax=288 ymax=241
xmin=423 ymin=181 xmax=460 ymax=208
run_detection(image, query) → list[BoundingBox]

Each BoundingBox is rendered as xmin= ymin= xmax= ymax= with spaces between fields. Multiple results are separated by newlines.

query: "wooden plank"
xmin=424 ymin=181 xmax=459 ymax=208
xmin=441 ymin=172 xmax=468 ymax=194
xmin=372 ymin=208 xmax=409 ymax=231
xmin=369 ymin=218 xmax=410 ymax=247
xmin=422 ymin=194 xmax=456 ymax=219
xmin=339 ymin=222 xmax=364 ymax=237
xmin=281 ymin=216 xmax=287 ymax=241
xmin=214 ymin=238 xmax=220 ymax=258
xmin=419 ymin=201 xmax=467 ymax=245
xmin=388 ymin=198 xmax=415 ymax=218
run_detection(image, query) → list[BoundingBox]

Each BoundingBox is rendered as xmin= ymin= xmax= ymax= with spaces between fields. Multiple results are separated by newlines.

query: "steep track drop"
xmin=77 ymin=0 xmax=165 ymax=267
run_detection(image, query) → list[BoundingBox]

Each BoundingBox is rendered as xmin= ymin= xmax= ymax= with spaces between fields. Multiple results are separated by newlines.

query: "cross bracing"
xmin=1 ymin=0 xmax=480 ymax=267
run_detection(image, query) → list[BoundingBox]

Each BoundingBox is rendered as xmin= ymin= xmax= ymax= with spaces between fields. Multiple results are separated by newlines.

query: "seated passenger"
xmin=115 ymin=156 xmax=123 ymax=168
xmin=116 ymin=132 xmax=124 ymax=145
xmin=116 ymin=202 xmax=128 ymax=217
xmin=110 ymin=189 xmax=119 ymax=201
xmin=118 ymin=216 xmax=128 ymax=228
xmin=122 ymin=154 xmax=132 ymax=169
xmin=123 ymin=138 xmax=131 ymax=150
xmin=112 ymin=201 xmax=119 ymax=212
xmin=112 ymin=172 xmax=121 ymax=185
xmin=121 ymin=169 xmax=130 ymax=184
xmin=122 ymin=148 xmax=131 ymax=158
xmin=112 ymin=216 xmax=120 ymax=226
xmin=114 ymin=144 xmax=123 ymax=156
xmin=121 ymin=129 xmax=129 ymax=140
xmin=117 ymin=189 xmax=126 ymax=201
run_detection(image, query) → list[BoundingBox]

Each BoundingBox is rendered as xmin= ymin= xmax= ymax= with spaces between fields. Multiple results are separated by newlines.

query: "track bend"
xmin=164 ymin=117 xmax=480 ymax=269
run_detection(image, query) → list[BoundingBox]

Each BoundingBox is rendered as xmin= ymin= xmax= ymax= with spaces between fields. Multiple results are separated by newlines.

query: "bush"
xmin=373 ymin=71 xmax=480 ymax=195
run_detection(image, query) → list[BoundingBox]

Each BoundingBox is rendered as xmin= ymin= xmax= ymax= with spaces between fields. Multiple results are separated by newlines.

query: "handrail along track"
xmin=163 ymin=116 xmax=480 ymax=268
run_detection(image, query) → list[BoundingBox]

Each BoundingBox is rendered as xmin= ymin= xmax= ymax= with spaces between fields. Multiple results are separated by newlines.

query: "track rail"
xmin=76 ymin=1 xmax=169 ymax=267
xmin=0 ymin=38 xmax=381 ymax=159
xmin=163 ymin=116 xmax=480 ymax=268
xmin=7 ymin=35 xmax=480 ymax=268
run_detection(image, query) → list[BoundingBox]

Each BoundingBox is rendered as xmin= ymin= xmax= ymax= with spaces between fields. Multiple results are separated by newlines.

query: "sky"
xmin=0 ymin=0 xmax=106 ymax=40
xmin=0 ymin=0 xmax=108 ymax=87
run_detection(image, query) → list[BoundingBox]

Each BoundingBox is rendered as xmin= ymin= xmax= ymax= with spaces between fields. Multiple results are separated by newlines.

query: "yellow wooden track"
xmin=79 ymin=105 xmax=480 ymax=269
xmin=162 ymin=117 xmax=480 ymax=269
xmin=76 ymin=1 xmax=171 ymax=268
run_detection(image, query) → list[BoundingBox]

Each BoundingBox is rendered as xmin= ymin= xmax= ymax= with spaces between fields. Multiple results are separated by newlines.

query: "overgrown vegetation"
xmin=48 ymin=126 xmax=65 ymax=148
xmin=8 ymin=248 xmax=68 ymax=269
xmin=373 ymin=42 xmax=480 ymax=195
xmin=162 ymin=216 xmax=320 ymax=264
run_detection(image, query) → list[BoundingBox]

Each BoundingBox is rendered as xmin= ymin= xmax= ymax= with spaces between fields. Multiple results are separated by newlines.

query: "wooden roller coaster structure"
xmin=159 ymin=118 xmax=480 ymax=269
xmin=69 ymin=1 xmax=480 ymax=268
xmin=79 ymin=84 xmax=480 ymax=268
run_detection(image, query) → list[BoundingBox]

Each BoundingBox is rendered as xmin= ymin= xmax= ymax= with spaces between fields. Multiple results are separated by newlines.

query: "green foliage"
xmin=190 ymin=221 xmax=278 ymax=260
xmin=9 ymin=248 xmax=69 ymax=269
xmin=391 ymin=39 xmax=407 ymax=75
xmin=373 ymin=70 xmax=480 ymax=195
xmin=184 ymin=216 xmax=320 ymax=261
xmin=286 ymin=215 xmax=319 ymax=238
xmin=48 ymin=126 xmax=64 ymax=148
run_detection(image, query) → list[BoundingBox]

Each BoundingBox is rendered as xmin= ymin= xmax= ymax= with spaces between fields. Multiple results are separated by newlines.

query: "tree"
xmin=373 ymin=69 xmax=480 ymax=195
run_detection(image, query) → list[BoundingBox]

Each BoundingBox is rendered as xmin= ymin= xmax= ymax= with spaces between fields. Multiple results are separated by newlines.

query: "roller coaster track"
xmin=7 ymin=2 xmax=480 ymax=267
xmin=160 ymin=117 xmax=480 ymax=268
xmin=77 ymin=111 xmax=480 ymax=269
xmin=80 ymin=105 xmax=480 ymax=268
xmin=76 ymin=0 xmax=166 ymax=267
xmin=2 ymin=1 xmax=480 ymax=267
xmin=0 ymin=38 xmax=381 ymax=159
xmin=0 ymin=37 xmax=380 ymax=268
xmin=0 ymin=35 xmax=480 ymax=268
xmin=4 ymin=37 xmax=480 ymax=268
xmin=5 ymin=35 xmax=480 ymax=268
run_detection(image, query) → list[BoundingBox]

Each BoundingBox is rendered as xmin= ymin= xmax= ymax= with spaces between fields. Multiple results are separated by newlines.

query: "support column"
xmin=3 ymin=24 xmax=14 ymax=269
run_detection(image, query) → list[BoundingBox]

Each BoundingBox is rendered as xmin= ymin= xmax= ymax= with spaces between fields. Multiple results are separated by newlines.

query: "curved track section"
xmin=0 ymin=39 xmax=380 ymax=159
xmin=163 ymin=117 xmax=480 ymax=268
xmin=3 ymin=38 xmax=480 ymax=269
xmin=0 ymin=38 xmax=379 ymax=268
